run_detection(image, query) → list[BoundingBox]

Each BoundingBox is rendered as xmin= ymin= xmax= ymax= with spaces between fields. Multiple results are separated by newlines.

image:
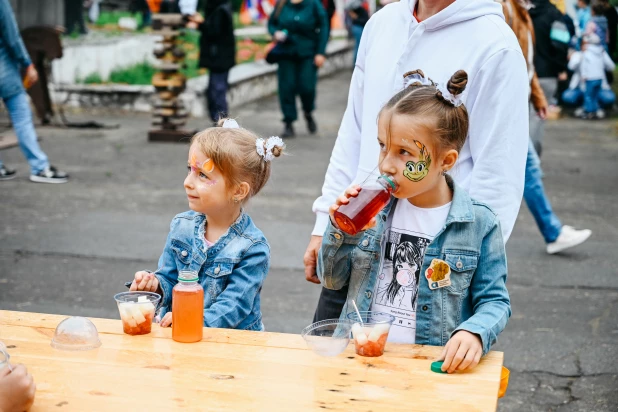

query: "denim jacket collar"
xmin=193 ymin=210 xmax=249 ymax=256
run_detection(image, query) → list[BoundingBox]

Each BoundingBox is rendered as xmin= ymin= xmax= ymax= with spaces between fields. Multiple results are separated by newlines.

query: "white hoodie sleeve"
xmin=603 ymin=51 xmax=615 ymax=72
xmin=568 ymin=52 xmax=582 ymax=72
xmin=310 ymin=21 xmax=370 ymax=236
xmin=466 ymin=48 xmax=529 ymax=242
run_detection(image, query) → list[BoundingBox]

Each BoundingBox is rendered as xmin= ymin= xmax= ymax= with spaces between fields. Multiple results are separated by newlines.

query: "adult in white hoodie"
xmin=305 ymin=0 xmax=530 ymax=320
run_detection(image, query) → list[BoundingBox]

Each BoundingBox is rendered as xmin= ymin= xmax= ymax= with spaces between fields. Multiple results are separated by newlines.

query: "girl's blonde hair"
xmin=190 ymin=119 xmax=284 ymax=201
xmin=380 ymin=70 xmax=469 ymax=153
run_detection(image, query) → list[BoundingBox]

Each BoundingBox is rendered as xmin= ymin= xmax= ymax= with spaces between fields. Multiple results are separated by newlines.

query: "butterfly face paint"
xmin=189 ymin=153 xmax=214 ymax=174
xmin=403 ymin=140 xmax=432 ymax=182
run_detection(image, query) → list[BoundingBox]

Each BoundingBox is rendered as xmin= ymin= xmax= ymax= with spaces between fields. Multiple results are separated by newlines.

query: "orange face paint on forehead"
xmin=189 ymin=153 xmax=214 ymax=175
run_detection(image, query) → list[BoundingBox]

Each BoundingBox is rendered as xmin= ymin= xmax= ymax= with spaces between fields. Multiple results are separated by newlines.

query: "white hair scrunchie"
xmin=222 ymin=119 xmax=240 ymax=129
xmin=403 ymin=71 xmax=434 ymax=89
xmin=256 ymin=136 xmax=284 ymax=162
xmin=436 ymin=83 xmax=463 ymax=107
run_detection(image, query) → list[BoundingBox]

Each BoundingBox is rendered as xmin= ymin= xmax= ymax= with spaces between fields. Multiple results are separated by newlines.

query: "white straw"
xmin=351 ymin=300 xmax=364 ymax=327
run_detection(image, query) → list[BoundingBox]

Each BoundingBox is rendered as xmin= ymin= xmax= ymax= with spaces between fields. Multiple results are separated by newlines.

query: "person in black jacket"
xmin=529 ymin=0 xmax=569 ymax=156
xmin=190 ymin=0 xmax=236 ymax=123
xmin=600 ymin=0 xmax=617 ymax=60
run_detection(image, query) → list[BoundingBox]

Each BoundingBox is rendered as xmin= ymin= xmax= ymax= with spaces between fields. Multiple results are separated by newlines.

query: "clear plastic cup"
xmin=0 ymin=342 xmax=11 ymax=370
xmin=347 ymin=311 xmax=395 ymax=357
xmin=301 ymin=319 xmax=353 ymax=357
xmin=114 ymin=292 xmax=161 ymax=336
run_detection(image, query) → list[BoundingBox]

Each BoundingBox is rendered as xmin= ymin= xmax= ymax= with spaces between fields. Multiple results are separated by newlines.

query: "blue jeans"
xmin=524 ymin=139 xmax=562 ymax=243
xmin=351 ymin=24 xmax=364 ymax=64
xmin=206 ymin=71 xmax=230 ymax=123
xmin=562 ymin=87 xmax=615 ymax=108
xmin=584 ymin=79 xmax=602 ymax=113
xmin=1 ymin=91 xmax=48 ymax=174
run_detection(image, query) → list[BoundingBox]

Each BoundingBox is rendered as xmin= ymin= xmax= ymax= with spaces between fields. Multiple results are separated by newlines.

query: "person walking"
xmin=529 ymin=0 xmax=569 ymax=156
xmin=268 ymin=0 xmax=329 ymax=138
xmin=500 ymin=0 xmax=592 ymax=253
xmin=0 ymin=0 xmax=69 ymax=183
xmin=189 ymin=0 xmax=236 ymax=124
xmin=346 ymin=0 xmax=370 ymax=63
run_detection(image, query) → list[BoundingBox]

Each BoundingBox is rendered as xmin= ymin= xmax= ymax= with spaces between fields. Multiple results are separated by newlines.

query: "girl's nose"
xmin=380 ymin=154 xmax=398 ymax=176
xmin=184 ymin=173 xmax=194 ymax=190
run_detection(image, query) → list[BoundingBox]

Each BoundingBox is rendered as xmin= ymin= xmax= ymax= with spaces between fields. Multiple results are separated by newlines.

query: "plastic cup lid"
xmin=51 ymin=317 xmax=102 ymax=351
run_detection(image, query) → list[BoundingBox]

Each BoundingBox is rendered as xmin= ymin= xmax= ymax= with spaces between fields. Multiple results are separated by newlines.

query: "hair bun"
xmin=271 ymin=145 xmax=283 ymax=158
xmin=447 ymin=70 xmax=468 ymax=97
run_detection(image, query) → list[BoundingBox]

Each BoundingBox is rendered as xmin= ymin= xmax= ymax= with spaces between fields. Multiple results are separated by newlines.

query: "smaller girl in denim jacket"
xmin=317 ymin=70 xmax=511 ymax=373
xmin=130 ymin=119 xmax=284 ymax=331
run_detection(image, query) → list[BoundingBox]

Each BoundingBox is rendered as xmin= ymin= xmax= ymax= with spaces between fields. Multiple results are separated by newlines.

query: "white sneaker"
xmin=574 ymin=107 xmax=584 ymax=117
xmin=546 ymin=225 xmax=592 ymax=254
xmin=29 ymin=166 xmax=69 ymax=184
xmin=596 ymin=109 xmax=606 ymax=119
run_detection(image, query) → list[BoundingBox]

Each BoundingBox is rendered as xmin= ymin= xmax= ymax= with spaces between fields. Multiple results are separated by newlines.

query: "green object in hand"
xmin=431 ymin=361 xmax=448 ymax=374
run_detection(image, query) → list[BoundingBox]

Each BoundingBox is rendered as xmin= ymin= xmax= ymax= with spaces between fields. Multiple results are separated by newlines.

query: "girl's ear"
xmin=234 ymin=182 xmax=251 ymax=202
xmin=440 ymin=149 xmax=459 ymax=173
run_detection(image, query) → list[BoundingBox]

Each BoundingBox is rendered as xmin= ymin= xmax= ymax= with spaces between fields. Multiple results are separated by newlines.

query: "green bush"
xmin=108 ymin=61 xmax=157 ymax=85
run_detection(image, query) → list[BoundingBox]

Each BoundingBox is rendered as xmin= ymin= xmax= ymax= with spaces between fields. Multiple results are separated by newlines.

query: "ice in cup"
xmin=114 ymin=292 xmax=161 ymax=336
xmin=347 ymin=311 xmax=395 ymax=357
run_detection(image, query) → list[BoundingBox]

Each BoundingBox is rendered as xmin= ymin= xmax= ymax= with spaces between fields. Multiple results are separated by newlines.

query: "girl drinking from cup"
xmin=317 ymin=70 xmax=511 ymax=373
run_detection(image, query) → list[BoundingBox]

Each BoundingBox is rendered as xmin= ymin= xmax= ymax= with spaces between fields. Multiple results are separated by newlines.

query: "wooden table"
xmin=0 ymin=311 xmax=503 ymax=411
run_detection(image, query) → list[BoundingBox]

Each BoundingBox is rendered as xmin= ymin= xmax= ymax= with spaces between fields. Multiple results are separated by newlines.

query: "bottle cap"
xmin=178 ymin=270 xmax=199 ymax=282
xmin=431 ymin=360 xmax=447 ymax=374
xmin=380 ymin=175 xmax=397 ymax=191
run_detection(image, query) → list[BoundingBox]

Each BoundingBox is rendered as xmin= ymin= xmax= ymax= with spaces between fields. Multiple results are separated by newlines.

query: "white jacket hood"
xmin=399 ymin=0 xmax=505 ymax=30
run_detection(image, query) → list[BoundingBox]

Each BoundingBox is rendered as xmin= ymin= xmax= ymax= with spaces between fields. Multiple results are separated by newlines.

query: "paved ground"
xmin=1 ymin=71 xmax=617 ymax=411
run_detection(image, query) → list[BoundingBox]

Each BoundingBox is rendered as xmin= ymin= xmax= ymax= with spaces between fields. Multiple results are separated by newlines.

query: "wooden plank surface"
xmin=0 ymin=311 xmax=503 ymax=411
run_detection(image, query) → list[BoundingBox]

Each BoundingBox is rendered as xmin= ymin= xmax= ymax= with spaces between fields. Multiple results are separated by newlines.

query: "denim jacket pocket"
xmin=203 ymin=261 xmax=235 ymax=302
xmin=204 ymin=261 xmax=234 ymax=278
xmin=443 ymin=250 xmax=479 ymax=293
xmin=171 ymin=239 xmax=192 ymax=266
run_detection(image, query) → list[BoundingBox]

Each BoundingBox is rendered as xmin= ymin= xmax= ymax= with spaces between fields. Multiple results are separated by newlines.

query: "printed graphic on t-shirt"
xmin=373 ymin=228 xmax=431 ymax=340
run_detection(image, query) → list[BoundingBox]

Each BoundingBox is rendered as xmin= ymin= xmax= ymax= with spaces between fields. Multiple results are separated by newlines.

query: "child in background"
xmin=318 ymin=70 xmax=511 ymax=373
xmin=130 ymin=119 xmax=284 ymax=331
xmin=564 ymin=34 xmax=615 ymax=118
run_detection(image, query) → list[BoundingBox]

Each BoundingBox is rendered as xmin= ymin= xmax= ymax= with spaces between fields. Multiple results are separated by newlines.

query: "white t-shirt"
xmin=371 ymin=199 xmax=451 ymax=344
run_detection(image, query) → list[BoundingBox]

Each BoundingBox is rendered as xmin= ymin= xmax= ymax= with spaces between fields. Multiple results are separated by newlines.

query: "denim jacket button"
xmin=456 ymin=260 xmax=463 ymax=269
xmin=334 ymin=233 xmax=342 ymax=240
xmin=422 ymin=305 xmax=428 ymax=311
xmin=365 ymin=291 xmax=372 ymax=299
xmin=214 ymin=266 xmax=221 ymax=275
xmin=181 ymin=250 xmax=188 ymax=257
xmin=362 ymin=239 xmax=369 ymax=247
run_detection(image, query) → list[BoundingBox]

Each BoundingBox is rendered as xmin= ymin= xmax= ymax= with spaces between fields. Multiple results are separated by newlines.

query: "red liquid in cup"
xmin=333 ymin=176 xmax=396 ymax=235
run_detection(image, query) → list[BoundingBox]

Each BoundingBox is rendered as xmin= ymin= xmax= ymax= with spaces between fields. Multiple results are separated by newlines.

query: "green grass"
xmin=109 ymin=61 xmax=157 ymax=85
xmin=83 ymin=72 xmax=104 ymax=84
xmin=95 ymin=11 xmax=143 ymax=28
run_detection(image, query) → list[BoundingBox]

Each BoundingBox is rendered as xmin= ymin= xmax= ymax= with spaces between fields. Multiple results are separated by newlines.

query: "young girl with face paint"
xmin=317 ymin=70 xmax=511 ymax=373
xmin=129 ymin=119 xmax=284 ymax=331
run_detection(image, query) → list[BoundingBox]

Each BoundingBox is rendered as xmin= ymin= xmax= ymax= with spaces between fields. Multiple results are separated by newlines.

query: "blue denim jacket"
xmin=317 ymin=179 xmax=511 ymax=355
xmin=0 ymin=0 xmax=31 ymax=99
xmin=154 ymin=211 xmax=270 ymax=331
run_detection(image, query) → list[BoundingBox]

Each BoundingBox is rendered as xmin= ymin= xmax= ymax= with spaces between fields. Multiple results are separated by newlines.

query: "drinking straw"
xmin=352 ymin=300 xmax=364 ymax=327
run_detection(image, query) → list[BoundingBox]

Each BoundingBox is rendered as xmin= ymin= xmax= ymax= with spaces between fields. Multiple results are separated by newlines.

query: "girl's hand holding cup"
xmin=329 ymin=185 xmax=377 ymax=232
xmin=130 ymin=271 xmax=159 ymax=293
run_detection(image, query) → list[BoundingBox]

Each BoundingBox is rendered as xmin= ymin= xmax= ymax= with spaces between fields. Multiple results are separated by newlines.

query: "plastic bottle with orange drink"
xmin=172 ymin=270 xmax=204 ymax=343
